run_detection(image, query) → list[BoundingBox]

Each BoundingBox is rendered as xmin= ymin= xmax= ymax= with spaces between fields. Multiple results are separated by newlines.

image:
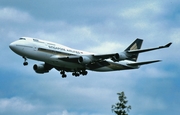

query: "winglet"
xmin=165 ymin=42 xmax=172 ymax=47
xmin=159 ymin=42 xmax=172 ymax=48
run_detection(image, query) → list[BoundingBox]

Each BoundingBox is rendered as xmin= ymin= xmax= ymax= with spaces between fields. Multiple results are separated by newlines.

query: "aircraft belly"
xmin=48 ymin=59 xmax=84 ymax=70
xmin=25 ymin=48 xmax=84 ymax=70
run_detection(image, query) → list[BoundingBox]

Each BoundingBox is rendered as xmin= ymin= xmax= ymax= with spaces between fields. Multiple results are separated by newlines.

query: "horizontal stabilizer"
xmin=127 ymin=42 xmax=172 ymax=54
xmin=127 ymin=60 xmax=161 ymax=66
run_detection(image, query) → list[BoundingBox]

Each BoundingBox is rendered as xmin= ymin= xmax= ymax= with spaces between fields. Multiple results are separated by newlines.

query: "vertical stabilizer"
xmin=125 ymin=38 xmax=143 ymax=61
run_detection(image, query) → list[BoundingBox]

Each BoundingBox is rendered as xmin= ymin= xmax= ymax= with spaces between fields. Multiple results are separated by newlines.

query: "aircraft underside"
xmin=22 ymin=55 xmax=134 ymax=78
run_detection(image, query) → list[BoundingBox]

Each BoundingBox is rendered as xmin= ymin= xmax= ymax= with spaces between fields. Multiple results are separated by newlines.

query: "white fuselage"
xmin=9 ymin=37 xmax=171 ymax=77
xmin=9 ymin=37 xmax=136 ymax=72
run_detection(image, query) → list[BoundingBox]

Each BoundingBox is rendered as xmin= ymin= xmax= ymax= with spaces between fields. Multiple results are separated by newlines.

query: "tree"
xmin=112 ymin=92 xmax=131 ymax=115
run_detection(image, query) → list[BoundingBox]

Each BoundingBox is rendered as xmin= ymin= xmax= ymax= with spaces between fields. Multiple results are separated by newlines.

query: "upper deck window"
xmin=19 ymin=38 xmax=26 ymax=40
xmin=33 ymin=38 xmax=44 ymax=43
xmin=33 ymin=39 xmax=39 ymax=42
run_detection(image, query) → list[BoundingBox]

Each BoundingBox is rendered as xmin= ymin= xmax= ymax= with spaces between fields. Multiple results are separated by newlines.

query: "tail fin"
xmin=125 ymin=38 xmax=143 ymax=51
xmin=125 ymin=38 xmax=143 ymax=61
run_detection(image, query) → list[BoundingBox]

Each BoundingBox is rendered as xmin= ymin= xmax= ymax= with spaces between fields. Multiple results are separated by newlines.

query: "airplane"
xmin=9 ymin=37 xmax=172 ymax=78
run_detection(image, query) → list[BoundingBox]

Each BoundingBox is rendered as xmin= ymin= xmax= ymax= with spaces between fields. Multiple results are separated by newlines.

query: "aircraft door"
xmin=33 ymin=42 xmax=38 ymax=51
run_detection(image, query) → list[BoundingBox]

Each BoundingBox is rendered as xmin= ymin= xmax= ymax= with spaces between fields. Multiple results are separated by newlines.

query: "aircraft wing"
xmin=127 ymin=42 xmax=172 ymax=54
xmin=51 ymin=55 xmax=113 ymax=71
xmin=51 ymin=54 xmax=117 ymax=63
xmin=51 ymin=55 xmax=81 ymax=63
xmin=87 ymin=42 xmax=172 ymax=61
xmin=127 ymin=60 xmax=161 ymax=66
xmin=50 ymin=41 xmax=171 ymax=65
xmin=51 ymin=39 xmax=172 ymax=63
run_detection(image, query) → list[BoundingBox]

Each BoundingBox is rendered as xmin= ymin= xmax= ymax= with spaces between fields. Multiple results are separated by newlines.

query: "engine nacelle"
xmin=33 ymin=64 xmax=49 ymax=74
xmin=78 ymin=56 xmax=92 ymax=64
xmin=112 ymin=53 xmax=128 ymax=62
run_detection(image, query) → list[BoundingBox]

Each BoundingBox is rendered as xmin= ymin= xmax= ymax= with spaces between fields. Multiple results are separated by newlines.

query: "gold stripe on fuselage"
xmin=38 ymin=48 xmax=73 ymax=57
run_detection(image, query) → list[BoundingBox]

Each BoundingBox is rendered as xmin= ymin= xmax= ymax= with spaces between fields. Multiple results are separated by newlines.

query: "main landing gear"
xmin=72 ymin=70 xmax=88 ymax=77
xmin=22 ymin=56 xmax=28 ymax=66
xmin=60 ymin=70 xmax=88 ymax=78
xmin=60 ymin=70 xmax=67 ymax=78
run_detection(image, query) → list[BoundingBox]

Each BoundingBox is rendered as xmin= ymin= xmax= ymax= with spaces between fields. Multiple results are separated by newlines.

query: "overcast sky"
xmin=0 ymin=0 xmax=180 ymax=115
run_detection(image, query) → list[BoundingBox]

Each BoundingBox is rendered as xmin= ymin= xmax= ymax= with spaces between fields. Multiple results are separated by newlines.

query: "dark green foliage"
xmin=112 ymin=92 xmax=131 ymax=115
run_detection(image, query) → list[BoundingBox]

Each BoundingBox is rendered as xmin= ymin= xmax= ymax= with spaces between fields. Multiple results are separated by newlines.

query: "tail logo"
xmin=130 ymin=43 xmax=137 ymax=50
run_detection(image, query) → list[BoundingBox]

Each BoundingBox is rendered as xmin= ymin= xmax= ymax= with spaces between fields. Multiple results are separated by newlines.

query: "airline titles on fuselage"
xmin=48 ymin=45 xmax=83 ymax=55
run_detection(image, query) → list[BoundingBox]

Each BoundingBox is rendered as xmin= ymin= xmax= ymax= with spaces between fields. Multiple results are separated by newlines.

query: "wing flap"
xmin=93 ymin=54 xmax=116 ymax=60
xmin=51 ymin=55 xmax=82 ymax=63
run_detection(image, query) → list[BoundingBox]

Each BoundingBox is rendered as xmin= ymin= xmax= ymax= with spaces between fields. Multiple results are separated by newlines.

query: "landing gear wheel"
xmin=72 ymin=72 xmax=79 ymax=77
xmin=82 ymin=71 xmax=88 ymax=76
xmin=74 ymin=72 xmax=80 ymax=77
xmin=72 ymin=73 xmax=75 ymax=76
xmin=62 ymin=74 xmax=67 ymax=78
xmin=60 ymin=70 xmax=67 ymax=78
xmin=23 ymin=62 xmax=28 ymax=66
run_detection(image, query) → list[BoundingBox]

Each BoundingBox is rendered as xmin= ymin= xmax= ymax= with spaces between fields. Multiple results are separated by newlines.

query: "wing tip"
xmin=127 ymin=60 xmax=162 ymax=66
xmin=159 ymin=42 xmax=172 ymax=48
xmin=165 ymin=42 xmax=172 ymax=47
xmin=155 ymin=60 xmax=162 ymax=62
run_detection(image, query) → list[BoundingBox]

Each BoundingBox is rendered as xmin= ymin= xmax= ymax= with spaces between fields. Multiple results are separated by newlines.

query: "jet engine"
xmin=111 ymin=53 xmax=128 ymax=62
xmin=33 ymin=64 xmax=49 ymax=74
xmin=78 ymin=56 xmax=92 ymax=64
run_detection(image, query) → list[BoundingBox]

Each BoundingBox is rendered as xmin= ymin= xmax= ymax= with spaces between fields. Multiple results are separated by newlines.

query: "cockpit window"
xmin=19 ymin=38 xmax=26 ymax=40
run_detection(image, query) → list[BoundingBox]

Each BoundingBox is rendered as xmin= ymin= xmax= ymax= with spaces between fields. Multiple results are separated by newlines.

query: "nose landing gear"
xmin=22 ymin=56 xmax=28 ymax=66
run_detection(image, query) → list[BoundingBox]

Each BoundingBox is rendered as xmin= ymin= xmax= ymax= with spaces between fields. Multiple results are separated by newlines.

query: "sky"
xmin=0 ymin=0 xmax=180 ymax=115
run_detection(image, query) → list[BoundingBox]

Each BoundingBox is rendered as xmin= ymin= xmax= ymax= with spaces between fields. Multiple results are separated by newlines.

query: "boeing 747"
xmin=9 ymin=37 xmax=172 ymax=78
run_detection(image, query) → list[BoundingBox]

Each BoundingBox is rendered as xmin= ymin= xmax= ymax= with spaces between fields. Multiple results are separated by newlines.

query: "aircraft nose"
xmin=9 ymin=42 xmax=16 ymax=51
